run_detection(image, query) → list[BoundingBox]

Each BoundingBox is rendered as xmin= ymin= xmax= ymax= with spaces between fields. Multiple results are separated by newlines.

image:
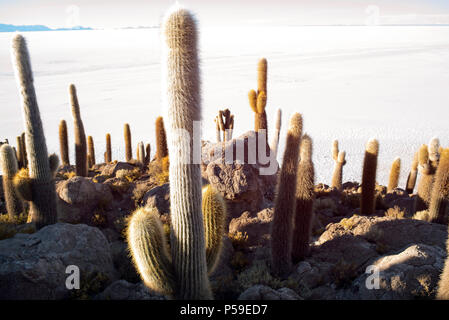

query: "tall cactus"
xmin=16 ymin=136 xmax=25 ymax=169
xmin=105 ymin=133 xmax=112 ymax=163
xmin=137 ymin=141 xmax=145 ymax=165
xmin=269 ymin=108 xmax=282 ymax=160
xmin=20 ymin=132 xmax=27 ymax=168
xmin=128 ymin=6 xmax=216 ymax=300
xmin=248 ymin=58 xmax=268 ymax=145
xmin=69 ymin=84 xmax=87 ymax=177
xmin=416 ymin=144 xmax=435 ymax=211
xmin=405 ymin=151 xmax=418 ymax=194
xmin=292 ymin=134 xmax=315 ymax=263
xmin=331 ymin=140 xmax=346 ymax=190
xmin=87 ymin=135 xmax=95 ymax=167
xmin=10 ymin=34 xmax=58 ymax=229
xmin=271 ymin=113 xmax=303 ymax=277
xmin=0 ymin=144 xmax=23 ymax=219
xmin=59 ymin=120 xmax=70 ymax=166
xmin=144 ymin=143 xmax=151 ymax=166
xmin=428 ymin=148 xmax=449 ymax=224
xmin=360 ymin=139 xmax=379 ymax=215
xmin=387 ymin=157 xmax=401 ymax=193
xmin=155 ymin=116 xmax=168 ymax=163
xmin=124 ymin=123 xmax=132 ymax=162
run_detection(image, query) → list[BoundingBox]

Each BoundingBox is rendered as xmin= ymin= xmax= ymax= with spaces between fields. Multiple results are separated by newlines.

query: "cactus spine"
xmin=405 ymin=151 xmax=418 ymax=194
xmin=331 ymin=140 xmax=346 ymax=190
xmin=202 ymin=185 xmax=227 ymax=274
xmin=360 ymin=139 xmax=379 ymax=215
xmin=124 ymin=123 xmax=132 ymax=162
xmin=11 ymin=34 xmax=58 ymax=229
xmin=87 ymin=135 xmax=95 ymax=167
xmin=387 ymin=157 xmax=401 ymax=193
xmin=58 ymin=120 xmax=70 ymax=166
xmin=105 ymin=133 xmax=112 ymax=163
xmin=428 ymin=148 xmax=449 ymax=224
xmin=292 ymin=134 xmax=315 ymax=263
xmin=69 ymin=84 xmax=87 ymax=177
xmin=271 ymin=113 xmax=303 ymax=277
xmin=0 ymin=144 xmax=23 ymax=219
xmin=155 ymin=116 xmax=168 ymax=162
xmin=269 ymin=108 xmax=282 ymax=160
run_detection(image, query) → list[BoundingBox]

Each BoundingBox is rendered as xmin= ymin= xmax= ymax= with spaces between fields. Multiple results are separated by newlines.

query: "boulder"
xmin=143 ymin=183 xmax=170 ymax=215
xmin=229 ymin=208 xmax=273 ymax=246
xmin=0 ymin=223 xmax=118 ymax=299
xmin=101 ymin=162 xmax=135 ymax=177
xmin=238 ymin=285 xmax=301 ymax=300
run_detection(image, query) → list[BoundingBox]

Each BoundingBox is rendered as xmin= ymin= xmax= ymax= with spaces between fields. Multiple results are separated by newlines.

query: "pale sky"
xmin=1 ymin=0 xmax=449 ymax=28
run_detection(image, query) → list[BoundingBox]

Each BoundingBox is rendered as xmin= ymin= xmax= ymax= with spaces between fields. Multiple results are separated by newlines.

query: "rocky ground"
xmin=0 ymin=134 xmax=447 ymax=300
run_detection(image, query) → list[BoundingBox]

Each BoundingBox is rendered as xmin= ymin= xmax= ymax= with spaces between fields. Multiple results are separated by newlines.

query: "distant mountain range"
xmin=0 ymin=23 xmax=93 ymax=32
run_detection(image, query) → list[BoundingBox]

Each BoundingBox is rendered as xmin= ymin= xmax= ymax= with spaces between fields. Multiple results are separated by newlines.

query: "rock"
xmin=101 ymin=162 xmax=135 ymax=177
xmin=238 ymin=285 xmax=301 ymax=300
xmin=143 ymin=183 xmax=170 ymax=215
xmin=110 ymin=241 xmax=140 ymax=283
xmin=94 ymin=280 xmax=165 ymax=300
xmin=0 ymin=223 xmax=118 ymax=299
xmin=338 ymin=244 xmax=446 ymax=299
xmin=229 ymin=208 xmax=273 ymax=246
xmin=386 ymin=197 xmax=417 ymax=217
xmin=56 ymin=176 xmax=113 ymax=224
xmin=202 ymin=131 xmax=278 ymax=217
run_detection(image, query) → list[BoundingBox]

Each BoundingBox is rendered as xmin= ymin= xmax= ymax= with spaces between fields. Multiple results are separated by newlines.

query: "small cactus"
xmin=360 ymin=139 xmax=379 ymax=215
xmin=87 ymin=135 xmax=95 ymax=167
xmin=416 ymin=144 xmax=435 ymax=211
xmin=20 ymin=132 xmax=27 ymax=168
xmin=124 ymin=123 xmax=132 ymax=162
xmin=16 ymin=136 xmax=25 ymax=169
xmin=291 ymin=134 xmax=315 ymax=263
xmin=271 ymin=113 xmax=303 ymax=277
xmin=248 ymin=58 xmax=268 ymax=146
xmin=387 ymin=157 xmax=401 ymax=193
xmin=69 ymin=84 xmax=87 ymax=177
xmin=137 ymin=141 xmax=145 ymax=165
xmin=105 ymin=133 xmax=112 ymax=163
xmin=428 ymin=148 xmax=449 ymax=224
xmin=331 ymin=140 xmax=346 ymax=190
xmin=59 ymin=120 xmax=70 ymax=166
xmin=405 ymin=151 xmax=418 ymax=194
xmin=215 ymin=109 xmax=234 ymax=142
xmin=269 ymin=108 xmax=282 ymax=160
xmin=11 ymin=34 xmax=58 ymax=229
xmin=144 ymin=143 xmax=151 ymax=166
xmin=155 ymin=116 xmax=168 ymax=162
xmin=428 ymin=137 xmax=440 ymax=165
xmin=0 ymin=144 xmax=23 ymax=219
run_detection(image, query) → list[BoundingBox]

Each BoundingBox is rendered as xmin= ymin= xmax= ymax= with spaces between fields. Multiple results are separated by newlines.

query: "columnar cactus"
xmin=87 ymin=135 xmax=95 ymax=167
xmin=20 ymin=132 xmax=27 ymax=168
xmin=105 ymin=133 xmax=112 ymax=163
xmin=429 ymin=137 xmax=440 ymax=166
xmin=0 ymin=144 xmax=23 ymax=219
xmin=69 ymin=84 xmax=87 ymax=177
xmin=145 ymin=143 xmax=151 ymax=166
xmin=59 ymin=120 xmax=70 ymax=166
xmin=16 ymin=136 xmax=25 ymax=169
xmin=215 ymin=109 xmax=234 ymax=142
xmin=360 ymin=139 xmax=379 ymax=215
xmin=124 ymin=123 xmax=132 ymax=162
xmin=387 ymin=157 xmax=401 ymax=193
xmin=416 ymin=144 xmax=435 ymax=211
xmin=271 ymin=113 xmax=303 ymax=277
xmin=127 ymin=6 xmax=217 ymax=300
xmin=10 ymin=34 xmax=58 ymax=229
xmin=248 ymin=58 xmax=268 ymax=145
xmin=428 ymin=148 xmax=449 ymax=224
xmin=292 ymin=134 xmax=315 ymax=263
xmin=269 ymin=108 xmax=282 ymax=160
xmin=155 ymin=116 xmax=168 ymax=163
xmin=137 ymin=141 xmax=145 ymax=165
xmin=405 ymin=151 xmax=418 ymax=194
xmin=331 ymin=140 xmax=346 ymax=190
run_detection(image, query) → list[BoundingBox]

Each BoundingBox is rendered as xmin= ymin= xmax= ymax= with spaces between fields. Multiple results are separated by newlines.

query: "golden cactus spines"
xmin=332 ymin=140 xmax=339 ymax=161
xmin=1 ymin=144 xmax=23 ymax=219
xmin=417 ymin=144 xmax=435 ymax=210
xmin=387 ymin=157 xmax=401 ymax=193
xmin=360 ymin=139 xmax=379 ymax=215
xmin=20 ymin=132 xmax=27 ymax=168
xmin=248 ymin=90 xmax=257 ymax=113
xmin=257 ymin=58 xmax=267 ymax=94
xmin=124 ymin=123 xmax=132 ymax=162
xmin=428 ymin=148 xmax=449 ymax=224
xmin=292 ymin=134 xmax=315 ymax=263
xmin=16 ymin=136 xmax=24 ymax=169
xmin=126 ymin=207 xmax=176 ymax=297
xmin=271 ymin=113 xmax=303 ymax=277
xmin=202 ymin=185 xmax=227 ymax=274
xmin=155 ymin=116 xmax=168 ymax=162
xmin=87 ymin=135 xmax=95 ymax=167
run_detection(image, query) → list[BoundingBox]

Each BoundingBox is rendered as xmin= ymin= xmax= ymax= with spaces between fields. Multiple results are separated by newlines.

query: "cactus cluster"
xmin=331 ymin=140 xmax=346 ymax=190
xmin=214 ymin=109 xmax=234 ymax=142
